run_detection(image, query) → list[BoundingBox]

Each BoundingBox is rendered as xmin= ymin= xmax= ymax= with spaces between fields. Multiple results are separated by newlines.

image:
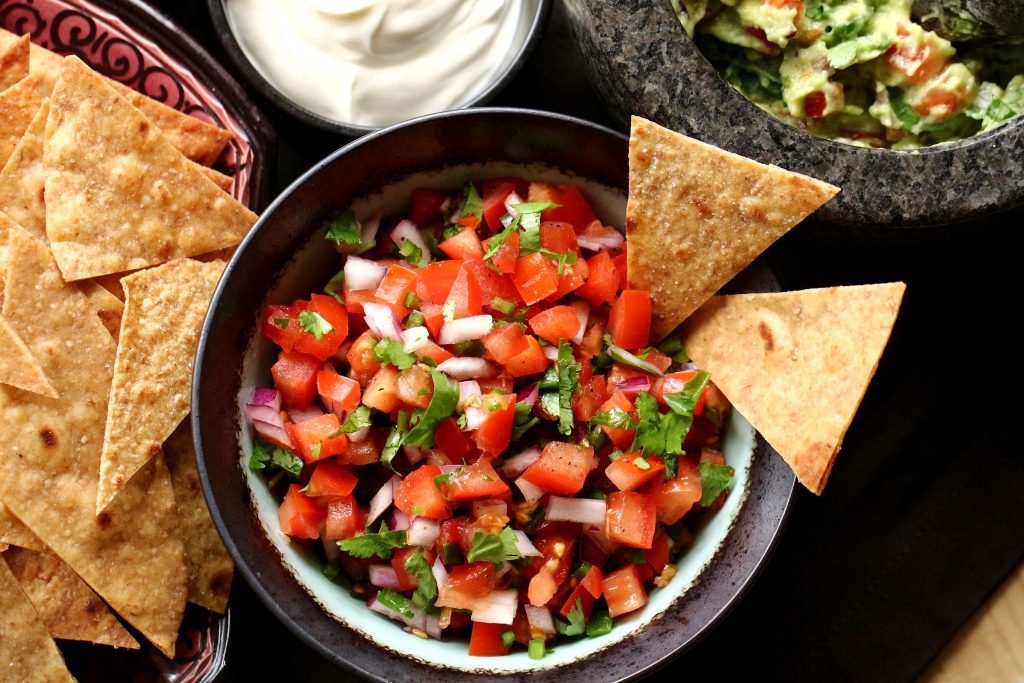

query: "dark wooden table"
xmin=157 ymin=2 xmax=1024 ymax=680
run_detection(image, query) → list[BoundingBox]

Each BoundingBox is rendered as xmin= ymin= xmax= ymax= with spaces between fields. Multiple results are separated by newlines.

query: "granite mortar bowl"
xmin=562 ymin=0 xmax=1024 ymax=242
xmin=192 ymin=108 xmax=796 ymax=681
xmin=207 ymin=0 xmax=553 ymax=138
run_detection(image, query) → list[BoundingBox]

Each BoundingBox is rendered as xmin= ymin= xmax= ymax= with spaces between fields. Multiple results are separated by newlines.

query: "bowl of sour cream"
xmin=210 ymin=0 xmax=551 ymax=135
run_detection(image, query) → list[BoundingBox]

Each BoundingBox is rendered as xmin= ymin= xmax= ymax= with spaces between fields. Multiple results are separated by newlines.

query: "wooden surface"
xmin=920 ymin=562 xmax=1024 ymax=682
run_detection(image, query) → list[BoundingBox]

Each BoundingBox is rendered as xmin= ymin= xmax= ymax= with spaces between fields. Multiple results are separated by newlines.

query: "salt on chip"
xmin=97 ymin=258 xmax=225 ymax=513
xmin=4 ymin=545 xmax=139 ymax=649
xmin=0 ymin=74 xmax=43 ymax=170
xmin=0 ymin=29 xmax=233 ymax=165
xmin=165 ymin=419 xmax=234 ymax=613
xmin=43 ymin=57 xmax=256 ymax=281
xmin=0 ymin=553 xmax=74 ymax=683
xmin=0 ymin=33 xmax=29 ymax=91
xmin=0 ymin=226 xmax=187 ymax=657
xmin=678 ymin=283 xmax=906 ymax=494
xmin=626 ymin=116 xmax=839 ymax=341
xmin=0 ymin=97 xmax=47 ymax=238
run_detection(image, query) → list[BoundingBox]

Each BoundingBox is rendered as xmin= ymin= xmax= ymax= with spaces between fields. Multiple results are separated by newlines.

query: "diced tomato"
xmin=414 ymin=340 xmax=454 ymax=365
xmin=446 ymin=458 xmax=510 ymax=502
xmin=884 ymin=25 xmax=950 ymax=85
xmin=468 ymin=621 xmax=510 ymax=657
xmin=605 ymin=451 xmax=665 ymax=492
xmin=580 ymin=318 xmax=606 ymax=357
xmin=484 ymin=231 xmax=519 ymax=274
xmin=419 ymin=302 xmax=445 ymax=338
xmin=415 ymin=259 xmax=465 ymax=304
xmin=323 ymin=495 xmax=361 ymax=541
xmin=539 ymin=221 xmax=578 ymax=253
xmin=608 ymin=290 xmax=651 ymax=350
xmin=656 ymin=371 xmax=708 ymax=414
xmin=572 ymin=371 xmax=607 ymax=423
xmin=438 ymin=515 xmax=473 ymax=558
xmin=480 ymin=181 xmax=516 ymax=232
xmin=528 ymin=567 xmax=558 ymax=607
xmin=410 ymin=188 xmax=449 ymax=227
xmin=559 ymin=564 xmax=604 ymax=620
xmin=606 ymin=362 xmax=647 ymax=397
xmin=271 ymin=350 xmax=321 ymax=408
xmin=294 ymin=294 xmax=349 ymax=360
xmin=481 ymin=177 xmax=529 ymax=203
xmin=290 ymin=413 xmax=349 ymax=462
xmin=445 ymin=263 xmax=483 ymax=318
xmin=262 ymin=304 xmax=302 ymax=351
xmin=374 ymin=265 xmax=417 ymax=311
xmin=528 ymin=305 xmax=581 ymax=345
xmin=612 ymin=250 xmax=628 ymax=291
xmin=605 ymin=491 xmax=656 ymax=549
xmin=472 ymin=393 xmax=516 ymax=457
xmin=437 ymin=561 xmax=497 ymax=609
xmin=551 ymin=256 xmax=589 ymax=300
xmin=394 ymin=465 xmax=452 ymax=520
xmin=338 ymin=435 xmax=380 ymax=466
xmin=601 ymin=564 xmax=648 ymax=618
xmin=477 ymin=375 xmax=515 ymax=394
xmin=439 ymin=227 xmax=485 ymax=261
xmin=396 ymin=364 xmax=433 ymax=409
xmin=362 ymin=365 xmax=401 ymax=413
xmin=803 ymin=90 xmax=827 ymax=118
xmin=512 ymin=253 xmax=559 ymax=305
xmin=527 ymin=182 xmax=598 ymax=232
xmin=521 ymin=442 xmax=594 ymax=496
xmin=279 ymin=484 xmax=325 ymax=539
xmin=644 ymin=529 xmax=672 ymax=574
xmin=699 ymin=451 xmax=730 ymax=509
xmin=346 ymin=330 xmax=381 ymax=386
xmin=463 ymin=259 xmax=521 ymax=307
xmin=523 ymin=524 xmax=578 ymax=588
xmin=432 ymin=417 xmax=476 ymax=463
xmin=342 ymin=288 xmax=378 ymax=316
xmin=317 ymin=368 xmax=361 ymax=415
xmin=390 ymin=547 xmax=421 ymax=592
xmin=481 ymin=324 xmax=550 ymax=377
xmin=596 ymin=391 xmax=637 ymax=450
xmin=306 ymin=460 xmax=358 ymax=499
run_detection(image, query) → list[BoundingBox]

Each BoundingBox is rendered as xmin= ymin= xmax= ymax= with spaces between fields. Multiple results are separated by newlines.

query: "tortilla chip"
xmin=0 ymin=34 xmax=29 ymax=91
xmin=0 ymin=314 xmax=57 ymax=397
xmin=43 ymin=57 xmax=256 ymax=281
xmin=97 ymin=258 xmax=224 ymax=512
xmin=0 ymin=97 xmax=47 ymax=238
xmin=192 ymin=160 xmax=233 ymax=192
xmin=78 ymin=280 xmax=124 ymax=340
xmin=164 ymin=420 xmax=234 ymax=613
xmin=4 ymin=546 xmax=139 ymax=649
xmin=0 ymin=29 xmax=233 ymax=165
xmin=0 ymin=209 xmax=13 ymax=300
xmin=626 ymin=116 xmax=840 ymax=341
xmin=0 ymin=226 xmax=187 ymax=656
xmin=0 ymin=554 xmax=74 ymax=683
xmin=0 ymin=502 xmax=46 ymax=552
xmin=678 ymin=283 xmax=905 ymax=494
xmin=0 ymin=74 xmax=43 ymax=170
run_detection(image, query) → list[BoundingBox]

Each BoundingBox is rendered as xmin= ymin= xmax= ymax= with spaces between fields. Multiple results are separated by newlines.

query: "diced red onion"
xmin=403 ymin=444 xmax=424 ymax=464
xmin=579 ymin=533 xmax=611 ymax=568
xmin=438 ymin=464 xmax=462 ymax=474
xmin=500 ymin=446 xmax=541 ymax=478
xmin=525 ymin=605 xmax=556 ymax=635
xmin=542 ymin=345 xmax=559 ymax=362
xmin=547 ymin=496 xmax=607 ymax=525
xmin=369 ymin=565 xmax=403 ymax=590
xmin=617 ymin=376 xmax=652 ymax=395
xmin=368 ymin=595 xmax=426 ymax=630
xmin=408 ymin=518 xmax=440 ymax=547
xmin=577 ymin=222 xmax=625 ymax=252
xmin=288 ymin=405 xmax=324 ymax=423
xmin=608 ymin=343 xmax=665 ymax=377
xmin=570 ymin=301 xmax=590 ymax=346
xmin=438 ymin=315 xmax=493 ymax=345
xmin=504 ymin=191 xmax=525 ymax=218
xmin=344 ymin=255 xmax=387 ymax=291
xmin=361 ymin=212 xmax=381 ymax=246
xmin=390 ymin=220 xmax=433 ymax=265
xmin=513 ymin=530 xmax=542 ymax=557
xmin=515 ymin=476 xmax=545 ymax=503
xmin=424 ymin=615 xmax=443 ymax=639
xmin=245 ymin=403 xmax=282 ymax=427
xmin=470 ymin=589 xmax=518 ymax=625
xmin=437 ymin=356 xmax=497 ymax=380
xmin=678 ymin=361 xmax=699 ymax=372
xmin=432 ymin=556 xmax=449 ymax=588
xmin=471 ymin=498 xmax=508 ymax=519
xmin=348 ymin=426 xmax=370 ymax=443
xmin=517 ymin=384 xmax=539 ymax=406
xmin=252 ymin=420 xmax=294 ymax=449
xmin=363 ymin=302 xmax=404 ymax=342
xmin=463 ymin=401 xmax=490 ymax=431
xmin=583 ymin=522 xmax=619 ymax=556
xmin=367 ymin=475 xmax=397 ymax=525
xmin=251 ymin=387 xmax=281 ymax=411
xmin=458 ymin=381 xmax=481 ymax=411
xmin=390 ymin=508 xmax=410 ymax=531
xmin=402 ymin=326 xmax=430 ymax=352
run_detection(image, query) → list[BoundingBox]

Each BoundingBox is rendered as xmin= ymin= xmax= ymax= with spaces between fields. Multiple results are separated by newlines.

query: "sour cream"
xmin=224 ymin=0 xmax=530 ymax=127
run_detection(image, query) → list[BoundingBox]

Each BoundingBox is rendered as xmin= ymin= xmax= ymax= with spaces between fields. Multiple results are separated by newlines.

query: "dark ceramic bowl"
xmin=562 ymin=0 xmax=1024 ymax=241
xmin=207 ymin=0 xmax=553 ymax=138
xmin=192 ymin=108 xmax=797 ymax=681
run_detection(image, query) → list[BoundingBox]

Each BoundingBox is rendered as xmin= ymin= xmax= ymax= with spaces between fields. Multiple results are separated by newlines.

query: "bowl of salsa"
xmin=192 ymin=109 xmax=797 ymax=680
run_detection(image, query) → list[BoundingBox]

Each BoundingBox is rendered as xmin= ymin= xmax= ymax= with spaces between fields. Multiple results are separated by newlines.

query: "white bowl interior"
xmin=237 ymin=161 xmax=754 ymax=672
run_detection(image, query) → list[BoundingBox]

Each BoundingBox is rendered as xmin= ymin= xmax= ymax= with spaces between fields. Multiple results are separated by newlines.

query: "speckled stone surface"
xmin=562 ymin=0 xmax=1024 ymax=238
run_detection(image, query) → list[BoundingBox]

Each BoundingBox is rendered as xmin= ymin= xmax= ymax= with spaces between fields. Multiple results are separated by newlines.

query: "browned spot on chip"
xmin=96 ymin=512 xmax=111 ymax=530
xmin=689 ymin=195 xmax=712 ymax=219
xmin=757 ymin=320 xmax=774 ymax=352
xmin=39 ymin=428 xmax=56 ymax=448
xmin=210 ymin=569 xmax=233 ymax=598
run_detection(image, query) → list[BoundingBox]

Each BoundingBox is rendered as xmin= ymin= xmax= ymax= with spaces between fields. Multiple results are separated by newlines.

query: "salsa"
xmin=244 ymin=178 xmax=735 ymax=657
xmin=676 ymin=0 xmax=1024 ymax=148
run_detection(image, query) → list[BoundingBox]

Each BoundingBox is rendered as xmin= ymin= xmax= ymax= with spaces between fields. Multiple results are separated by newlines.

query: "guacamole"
xmin=672 ymin=0 xmax=1024 ymax=148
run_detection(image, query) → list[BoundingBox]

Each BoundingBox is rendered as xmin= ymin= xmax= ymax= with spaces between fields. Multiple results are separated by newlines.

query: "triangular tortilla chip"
xmin=0 ymin=97 xmax=47 ymax=238
xmin=78 ymin=280 xmax=124 ymax=340
xmin=0 ymin=34 xmax=29 ymax=91
xmin=43 ymin=57 xmax=256 ymax=281
xmin=97 ymin=258 xmax=224 ymax=512
xmin=0 ymin=208 xmax=14 ymax=300
xmin=3 ymin=545 xmax=139 ymax=649
xmin=165 ymin=420 xmax=234 ymax=613
xmin=0 ymin=555 xmax=74 ymax=683
xmin=0 ymin=29 xmax=232 ymax=165
xmin=679 ymin=283 xmax=905 ymax=494
xmin=0 ymin=501 xmax=46 ymax=552
xmin=0 ymin=226 xmax=187 ymax=656
xmin=0 ymin=314 xmax=57 ymax=397
xmin=0 ymin=74 xmax=42 ymax=170
xmin=626 ymin=116 xmax=840 ymax=341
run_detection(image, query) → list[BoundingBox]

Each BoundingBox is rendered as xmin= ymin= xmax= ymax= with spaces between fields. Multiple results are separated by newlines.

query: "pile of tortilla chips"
xmin=626 ymin=116 xmax=904 ymax=495
xmin=0 ymin=33 xmax=253 ymax=680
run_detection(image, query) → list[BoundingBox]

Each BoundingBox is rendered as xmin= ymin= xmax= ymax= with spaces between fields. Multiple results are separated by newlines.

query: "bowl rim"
xmin=192 ymin=107 xmax=798 ymax=680
xmin=206 ymin=0 xmax=554 ymax=137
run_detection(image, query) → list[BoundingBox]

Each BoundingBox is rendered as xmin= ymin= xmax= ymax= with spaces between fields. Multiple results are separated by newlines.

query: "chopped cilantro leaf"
xmin=373 ymin=338 xmax=417 ymax=370
xmin=377 ymin=588 xmax=415 ymax=618
xmin=380 ymin=421 xmax=405 ymax=475
xmin=539 ymin=391 xmax=560 ymax=420
xmin=298 ymin=311 xmax=334 ymax=341
xmin=466 ymin=527 xmax=523 ymax=563
xmin=538 ymin=248 xmax=578 ymax=276
xmin=698 ymin=461 xmax=733 ymax=507
xmin=586 ymin=610 xmax=613 ymax=637
xmin=589 ymin=409 xmax=637 ymax=430
xmin=322 ymin=563 xmax=340 ymax=580
xmin=337 ymin=522 xmax=407 ymax=559
xmin=633 ymin=455 xmax=652 ymax=471
xmin=442 ymin=223 xmax=463 ymax=240
xmin=556 ymin=341 xmax=581 ymax=435
xmin=555 ymin=598 xmax=586 ymax=636
xmin=324 ymin=270 xmax=345 ymax=303
xmin=405 ymin=548 xmax=437 ymax=606
xmin=511 ymin=401 xmax=539 ymax=442
xmin=403 ymin=368 xmax=458 ymax=448
xmin=459 ymin=181 xmax=483 ymax=220
xmin=248 ymin=438 xmax=303 ymax=479
xmin=329 ymin=405 xmax=373 ymax=437
xmin=624 ymin=548 xmax=647 ymax=563
xmin=325 ymin=209 xmax=362 ymax=245
xmin=572 ymin=561 xmax=594 ymax=580
xmin=482 ymin=214 xmax=520 ymax=261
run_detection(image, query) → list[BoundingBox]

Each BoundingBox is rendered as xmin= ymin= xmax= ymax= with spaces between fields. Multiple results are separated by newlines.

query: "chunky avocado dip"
xmin=672 ymin=0 xmax=1024 ymax=148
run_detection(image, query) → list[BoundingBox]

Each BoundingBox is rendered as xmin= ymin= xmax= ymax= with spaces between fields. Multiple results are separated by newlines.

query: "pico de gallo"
xmin=244 ymin=178 xmax=735 ymax=658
